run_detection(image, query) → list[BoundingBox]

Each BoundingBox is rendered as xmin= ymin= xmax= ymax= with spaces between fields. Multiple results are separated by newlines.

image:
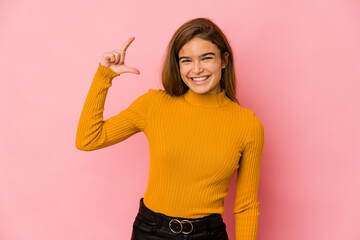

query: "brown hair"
xmin=161 ymin=17 xmax=239 ymax=105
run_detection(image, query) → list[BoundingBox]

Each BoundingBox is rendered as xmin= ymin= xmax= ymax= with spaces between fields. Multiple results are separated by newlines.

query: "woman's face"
xmin=178 ymin=37 xmax=228 ymax=95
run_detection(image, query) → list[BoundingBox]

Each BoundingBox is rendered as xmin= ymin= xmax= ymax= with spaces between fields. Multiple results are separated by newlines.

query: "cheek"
xmin=179 ymin=65 xmax=191 ymax=78
xmin=207 ymin=63 xmax=222 ymax=74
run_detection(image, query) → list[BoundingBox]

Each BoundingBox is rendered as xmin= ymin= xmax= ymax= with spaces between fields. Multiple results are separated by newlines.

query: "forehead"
xmin=179 ymin=37 xmax=220 ymax=56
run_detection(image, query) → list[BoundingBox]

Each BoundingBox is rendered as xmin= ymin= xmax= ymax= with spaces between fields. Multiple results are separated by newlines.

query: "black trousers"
xmin=131 ymin=198 xmax=229 ymax=240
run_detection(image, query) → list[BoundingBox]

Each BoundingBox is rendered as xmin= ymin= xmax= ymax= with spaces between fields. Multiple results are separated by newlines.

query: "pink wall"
xmin=1 ymin=0 xmax=359 ymax=239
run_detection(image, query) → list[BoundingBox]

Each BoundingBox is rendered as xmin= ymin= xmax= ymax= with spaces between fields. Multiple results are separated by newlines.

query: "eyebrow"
xmin=179 ymin=52 xmax=216 ymax=61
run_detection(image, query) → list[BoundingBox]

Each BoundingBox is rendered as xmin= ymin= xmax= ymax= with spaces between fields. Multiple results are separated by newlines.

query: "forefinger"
xmin=121 ymin=37 xmax=135 ymax=51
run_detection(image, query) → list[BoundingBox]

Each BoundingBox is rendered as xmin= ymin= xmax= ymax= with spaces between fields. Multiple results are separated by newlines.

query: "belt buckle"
xmin=181 ymin=220 xmax=194 ymax=234
xmin=169 ymin=219 xmax=194 ymax=234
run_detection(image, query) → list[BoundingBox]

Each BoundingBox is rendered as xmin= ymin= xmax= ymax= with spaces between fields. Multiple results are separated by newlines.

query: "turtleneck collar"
xmin=183 ymin=88 xmax=231 ymax=108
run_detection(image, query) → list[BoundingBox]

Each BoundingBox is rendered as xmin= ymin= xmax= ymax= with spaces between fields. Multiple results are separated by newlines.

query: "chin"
xmin=189 ymin=87 xmax=214 ymax=95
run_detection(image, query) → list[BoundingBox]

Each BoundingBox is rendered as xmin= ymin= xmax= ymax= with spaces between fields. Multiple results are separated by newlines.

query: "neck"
xmin=183 ymin=88 xmax=231 ymax=108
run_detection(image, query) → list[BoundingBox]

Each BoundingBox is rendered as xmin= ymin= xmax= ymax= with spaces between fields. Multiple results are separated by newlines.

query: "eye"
xmin=180 ymin=59 xmax=191 ymax=63
xmin=202 ymin=57 xmax=213 ymax=61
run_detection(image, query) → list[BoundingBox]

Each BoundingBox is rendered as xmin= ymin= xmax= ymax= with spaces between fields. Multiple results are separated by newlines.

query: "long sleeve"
xmin=75 ymin=63 xmax=155 ymax=151
xmin=233 ymin=116 xmax=265 ymax=240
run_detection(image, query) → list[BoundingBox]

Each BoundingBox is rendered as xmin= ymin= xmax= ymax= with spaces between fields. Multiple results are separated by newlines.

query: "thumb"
xmin=123 ymin=66 xmax=140 ymax=75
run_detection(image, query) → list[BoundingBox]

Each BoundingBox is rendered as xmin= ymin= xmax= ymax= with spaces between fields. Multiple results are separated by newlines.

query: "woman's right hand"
xmin=100 ymin=37 xmax=140 ymax=75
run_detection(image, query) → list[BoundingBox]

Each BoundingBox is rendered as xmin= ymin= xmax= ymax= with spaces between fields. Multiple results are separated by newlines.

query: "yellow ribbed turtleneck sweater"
xmin=76 ymin=63 xmax=265 ymax=240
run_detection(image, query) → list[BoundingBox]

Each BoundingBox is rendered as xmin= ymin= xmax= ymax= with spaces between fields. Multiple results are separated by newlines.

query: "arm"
xmin=75 ymin=63 xmax=154 ymax=151
xmin=233 ymin=116 xmax=265 ymax=240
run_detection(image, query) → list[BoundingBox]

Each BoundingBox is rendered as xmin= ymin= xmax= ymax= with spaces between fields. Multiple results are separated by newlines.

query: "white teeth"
xmin=192 ymin=76 xmax=208 ymax=81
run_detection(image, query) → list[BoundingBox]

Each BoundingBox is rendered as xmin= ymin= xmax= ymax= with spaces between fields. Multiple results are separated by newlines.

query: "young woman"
xmin=76 ymin=18 xmax=264 ymax=240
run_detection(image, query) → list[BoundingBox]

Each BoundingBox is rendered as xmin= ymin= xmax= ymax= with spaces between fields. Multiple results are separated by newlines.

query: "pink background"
xmin=1 ymin=0 xmax=359 ymax=239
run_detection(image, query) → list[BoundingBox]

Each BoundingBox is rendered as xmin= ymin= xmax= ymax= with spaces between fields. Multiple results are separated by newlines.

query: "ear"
xmin=221 ymin=52 xmax=229 ymax=69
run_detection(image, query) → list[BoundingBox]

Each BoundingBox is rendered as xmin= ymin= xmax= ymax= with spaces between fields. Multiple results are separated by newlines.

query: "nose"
xmin=193 ymin=61 xmax=204 ymax=74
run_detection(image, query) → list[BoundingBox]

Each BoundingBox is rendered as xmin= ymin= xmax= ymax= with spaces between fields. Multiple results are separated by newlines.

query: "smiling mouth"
xmin=189 ymin=76 xmax=210 ymax=85
xmin=191 ymin=76 xmax=209 ymax=81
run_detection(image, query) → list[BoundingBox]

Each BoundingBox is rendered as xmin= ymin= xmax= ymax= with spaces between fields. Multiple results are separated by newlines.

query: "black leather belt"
xmin=137 ymin=198 xmax=225 ymax=235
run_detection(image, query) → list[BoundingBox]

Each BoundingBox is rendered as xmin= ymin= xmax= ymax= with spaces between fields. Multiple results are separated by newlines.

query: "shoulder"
xmin=144 ymin=88 xmax=164 ymax=101
xmin=127 ymin=88 xmax=162 ymax=109
xmin=148 ymin=88 xmax=173 ymax=95
xmin=136 ymin=89 xmax=173 ymax=107
xmin=146 ymin=88 xmax=181 ymax=101
xmin=242 ymin=108 xmax=264 ymax=138
xmin=227 ymin=102 xmax=259 ymax=119
xmin=147 ymin=88 xmax=166 ymax=96
xmin=229 ymin=103 xmax=264 ymax=130
xmin=135 ymin=88 xmax=164 ymax=100
xmin=244 ymin=107 xmax=263 ymax=130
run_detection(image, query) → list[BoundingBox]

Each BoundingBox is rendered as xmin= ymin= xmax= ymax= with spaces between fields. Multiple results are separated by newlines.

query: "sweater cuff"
xmin=96 ymin=63 xmax=120 ymax=80
xmin=234 ymin=211 xmax=259 ymax=240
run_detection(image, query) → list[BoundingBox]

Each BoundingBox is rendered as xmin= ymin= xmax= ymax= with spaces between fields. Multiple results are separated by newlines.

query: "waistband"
xmin=137 ymin=198 xmax=225 ymax=235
